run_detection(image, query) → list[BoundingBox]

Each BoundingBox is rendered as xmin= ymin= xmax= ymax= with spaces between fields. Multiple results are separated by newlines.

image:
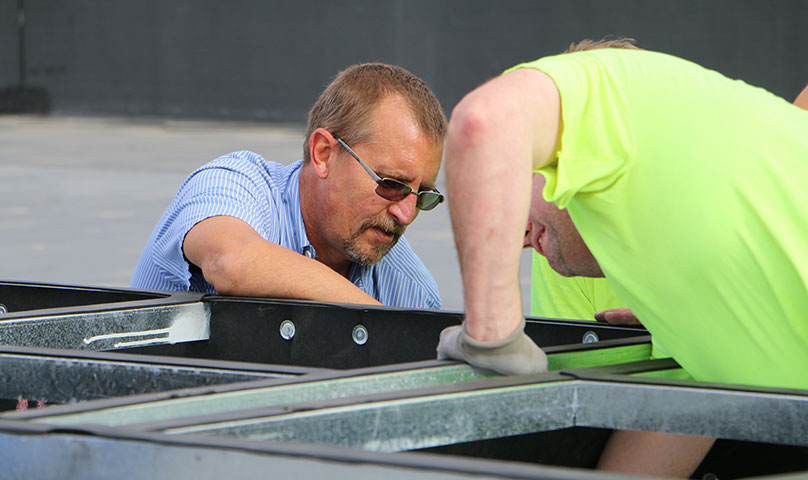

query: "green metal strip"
xmin=548 ymin=343 xmax=651 ymax=370
xmin=632 ymin=368 xmax=693 ymax=381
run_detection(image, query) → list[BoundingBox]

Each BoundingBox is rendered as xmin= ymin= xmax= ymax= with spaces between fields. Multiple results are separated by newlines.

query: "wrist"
xmin=463 ymin=315 xmax=524 ymax=342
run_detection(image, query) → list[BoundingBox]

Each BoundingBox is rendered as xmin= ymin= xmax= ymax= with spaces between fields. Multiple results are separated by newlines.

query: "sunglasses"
xmin=332 ymin=134 xmax=444 ymax=211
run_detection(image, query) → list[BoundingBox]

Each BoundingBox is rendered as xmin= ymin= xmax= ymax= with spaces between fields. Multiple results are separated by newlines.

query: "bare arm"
xmin=598 ymin=430 xmax=715 ymax=477
xmin=445 ymin=68 xmax=561 ymax=341
xmin=183 ymin=215 xmax=381 ymax=305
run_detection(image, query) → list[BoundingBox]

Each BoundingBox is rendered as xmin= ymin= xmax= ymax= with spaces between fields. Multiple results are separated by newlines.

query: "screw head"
xmin=279 ymin=320 xmax=296 ymax=340
xmin=582 ymin=330 xmax=599 ymax=344
xmin=352 ymin=324 xmax=368 ymax=345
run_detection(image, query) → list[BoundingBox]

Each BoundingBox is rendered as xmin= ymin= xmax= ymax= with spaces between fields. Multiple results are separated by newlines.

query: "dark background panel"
xmin=0 ymin=0 xmax=17 ymax=87
xmin=1 ymin=0 xmax=807 ymax=121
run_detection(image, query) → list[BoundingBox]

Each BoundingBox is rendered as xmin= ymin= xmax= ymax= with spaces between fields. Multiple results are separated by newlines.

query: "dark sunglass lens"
xmin=416 ymin=192 xmax=444 ymax=211
xmin=376 ymin=179 xmax=411 ymax=201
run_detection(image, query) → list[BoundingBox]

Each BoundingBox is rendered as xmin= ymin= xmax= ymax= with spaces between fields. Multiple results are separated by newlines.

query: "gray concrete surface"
xmin=0 ymin=115 xmax=532 ymax=313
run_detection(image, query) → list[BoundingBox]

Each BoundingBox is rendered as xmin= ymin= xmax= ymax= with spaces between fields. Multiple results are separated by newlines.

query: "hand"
xmin=436 ymin=318 xmax=548 ymax=375
xmin=595 ymin=308 xmax=642 ymax=325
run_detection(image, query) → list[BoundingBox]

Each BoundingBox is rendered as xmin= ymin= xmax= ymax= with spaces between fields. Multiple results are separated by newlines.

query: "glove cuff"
xmin=460 ymin=317 xmax=527 ymax=351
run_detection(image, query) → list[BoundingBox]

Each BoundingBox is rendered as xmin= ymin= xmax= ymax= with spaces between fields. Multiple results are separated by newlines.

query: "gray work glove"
xmin=436 ymin=318 xmax=548 ymax=375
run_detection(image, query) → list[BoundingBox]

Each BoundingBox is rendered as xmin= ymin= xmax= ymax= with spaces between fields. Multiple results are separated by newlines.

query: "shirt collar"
xmin=283 ymin=160 xmax=316 ymax=259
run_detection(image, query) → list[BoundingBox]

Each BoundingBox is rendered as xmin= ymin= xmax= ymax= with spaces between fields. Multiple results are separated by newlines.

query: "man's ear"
xmin=309 ymin=128 xmax=337 ymax=179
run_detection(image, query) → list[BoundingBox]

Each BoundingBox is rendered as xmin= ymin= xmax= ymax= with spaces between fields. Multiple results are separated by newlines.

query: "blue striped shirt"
xmin=130 ymin=151 xmax=441 ymax=309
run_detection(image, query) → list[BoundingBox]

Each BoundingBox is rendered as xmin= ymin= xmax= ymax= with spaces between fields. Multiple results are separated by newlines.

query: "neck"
xmin=298 ymin=165 xmax=352 ymax=278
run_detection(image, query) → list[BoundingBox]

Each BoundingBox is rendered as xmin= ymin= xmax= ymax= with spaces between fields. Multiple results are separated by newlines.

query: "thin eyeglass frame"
xmin=332 ymin=134 xmax=444 ymax=211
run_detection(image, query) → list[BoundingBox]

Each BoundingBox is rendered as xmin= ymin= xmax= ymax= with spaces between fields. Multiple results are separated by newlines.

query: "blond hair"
xmin=564 ymin=37 xmax=641 ymax=53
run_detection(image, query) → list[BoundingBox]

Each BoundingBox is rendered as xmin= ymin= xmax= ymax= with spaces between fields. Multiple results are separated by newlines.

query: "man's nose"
xmin=388 ymin=192 xmax=418 ymax=225
xmin=523 ymin=222 xmax=532 ymax=249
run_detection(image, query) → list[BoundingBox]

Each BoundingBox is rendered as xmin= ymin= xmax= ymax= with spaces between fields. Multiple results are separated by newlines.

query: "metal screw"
xmin=352 ymin=324 xmax=368 ymax=345
xmin=582 ymin=330 xmax=599 ymax=344
xmin=279 ymin=320 xmax=296 ymax=340
xmin=0 ymin=304 xmax=6 ymax=315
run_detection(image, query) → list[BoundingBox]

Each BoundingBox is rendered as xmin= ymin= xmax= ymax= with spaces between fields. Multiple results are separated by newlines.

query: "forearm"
xmin=184 ymin=216 xmax=380 ymax=305
xmin=206 ymin=240 xmax=380 ymax=305
xmin=440 ymin=132 xmax=546 ymax=373
xmin=445 ymin=122 xmax=530 ymax=340
xmin=445 ymin=69 xmax=560 ymax=341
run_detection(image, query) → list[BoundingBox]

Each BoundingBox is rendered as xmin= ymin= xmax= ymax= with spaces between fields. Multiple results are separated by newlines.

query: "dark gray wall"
xmin=3 ymin=0 xmax=808 ymax=121
xmin=0 ymin=0 xmax=17 ymax=87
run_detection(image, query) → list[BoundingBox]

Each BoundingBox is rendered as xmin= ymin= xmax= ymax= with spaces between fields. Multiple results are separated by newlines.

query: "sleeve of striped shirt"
xmin=149 ymin=159 xmax=273 ymax=288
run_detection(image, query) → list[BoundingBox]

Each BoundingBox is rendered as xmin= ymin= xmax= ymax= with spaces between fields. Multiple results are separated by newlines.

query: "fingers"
xmin=595 ymin=308 xmax=642 ymax=325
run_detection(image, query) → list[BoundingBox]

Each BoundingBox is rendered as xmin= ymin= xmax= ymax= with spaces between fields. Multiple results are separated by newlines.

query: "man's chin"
xmin=345 ymin=234 xmax=400 ymax=266
xmin=346 ymin=248 xmax=385 ymax=266
xmin=548 ymin=257 xmax=605 ymax=278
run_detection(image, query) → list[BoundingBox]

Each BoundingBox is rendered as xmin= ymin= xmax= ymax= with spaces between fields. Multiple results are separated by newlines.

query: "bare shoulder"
xmin=454 ymin=68 xmax=558 ymax=114
xmin=449 ymin=68 xmax=560 ymax=169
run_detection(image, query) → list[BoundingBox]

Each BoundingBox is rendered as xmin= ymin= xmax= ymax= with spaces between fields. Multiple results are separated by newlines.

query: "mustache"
xmin=358 ymin=216 xmax=406 ymax=238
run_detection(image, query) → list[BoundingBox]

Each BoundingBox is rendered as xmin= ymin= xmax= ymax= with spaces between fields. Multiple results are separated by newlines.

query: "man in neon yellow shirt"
xmin=530 ymin=81 xmax=808 ymax=329
xmin=438 ymin=41 xmax=808 ymax=476
xmin=531 ymin=74 xmax=807 ymax=324
xmin=529 ymin=43 xmax=808 ymax=329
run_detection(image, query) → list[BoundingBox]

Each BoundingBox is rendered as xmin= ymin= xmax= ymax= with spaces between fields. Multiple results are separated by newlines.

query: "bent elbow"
xmin=200 ymin=252 xmax=244 ymax=295
xmin=447 ymin=94 xmax=495 ymax=152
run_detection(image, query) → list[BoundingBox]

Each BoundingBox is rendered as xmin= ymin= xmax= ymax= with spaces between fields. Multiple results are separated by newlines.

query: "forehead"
xmin=365 ymin=136 xmax=442 ymax=181
xmin=365 ymin=95 xmax=432 ymax=146
xmin=360 ymin=97 xmax=443 ymax=182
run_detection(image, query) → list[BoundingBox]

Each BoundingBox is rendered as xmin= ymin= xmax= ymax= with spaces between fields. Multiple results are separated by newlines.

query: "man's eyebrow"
xmin=374 ymin=164 xmax=437 ymax=191
xmin=376 ymin=168 xmax=412 ymax=183
xmin=382 ymin=173 xmax=437 ymax=192
xmin=419 ymin=181 xmax=438 ymax=192
xmin=384 ymin=171 xmax=436 ymax=192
